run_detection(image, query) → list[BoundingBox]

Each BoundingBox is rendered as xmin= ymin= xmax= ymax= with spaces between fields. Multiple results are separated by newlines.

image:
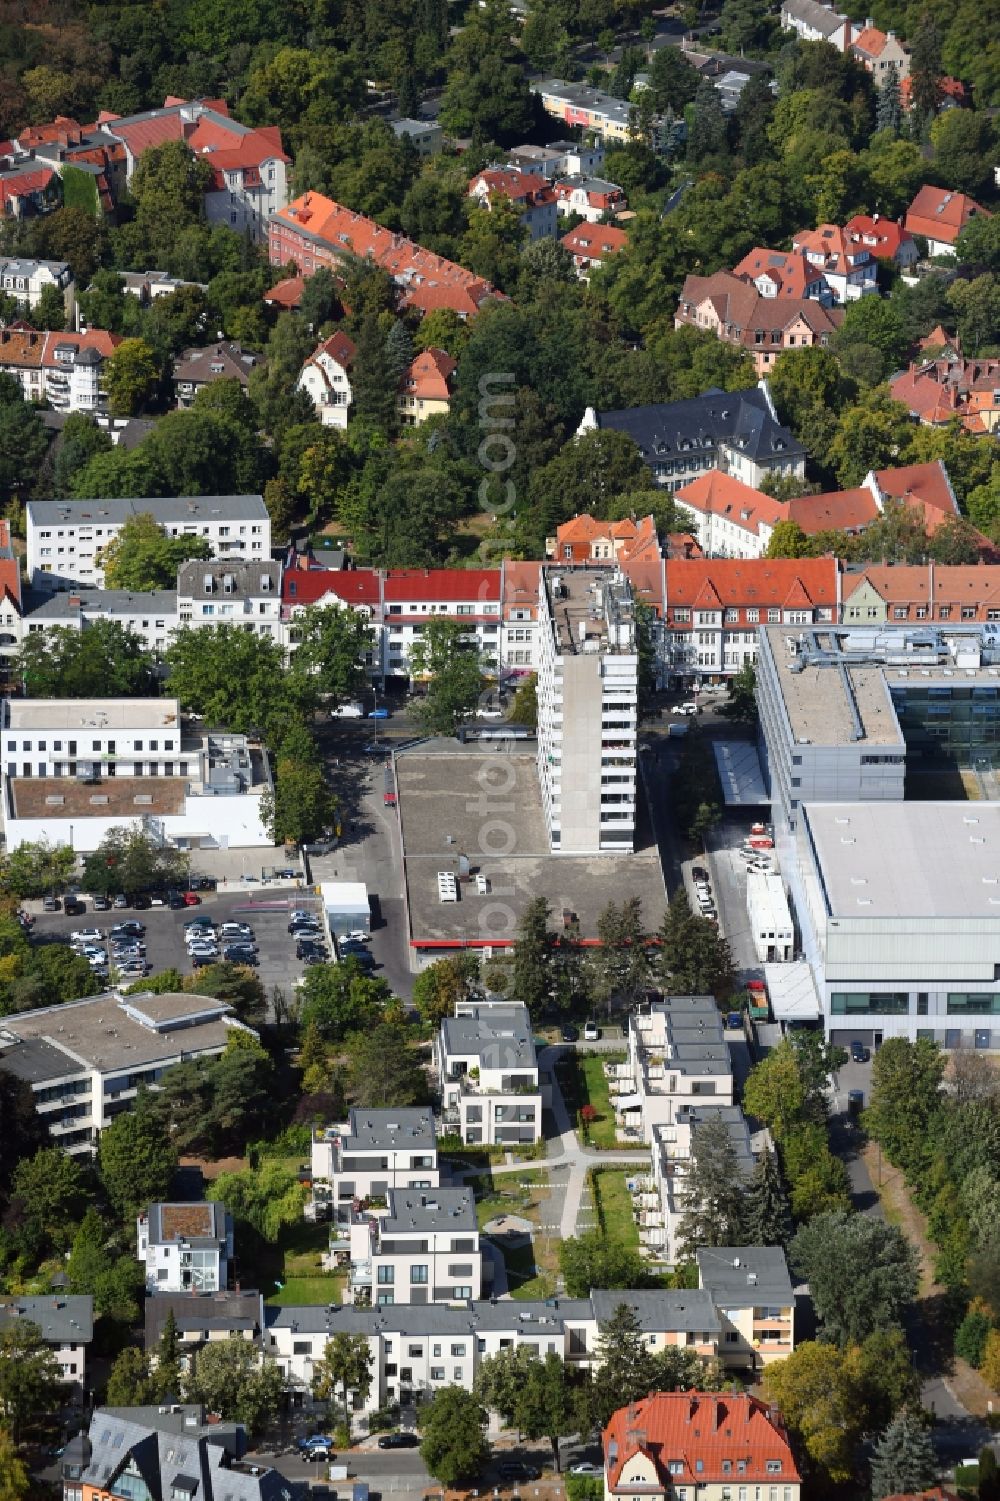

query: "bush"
xmin=566 ymin=1478 xmax=602 ymax=1501
xmin=954 ymin=1304 xmax=992 ymax=1367
xmin=367 ymin=1404 xmax=400 ymax=1433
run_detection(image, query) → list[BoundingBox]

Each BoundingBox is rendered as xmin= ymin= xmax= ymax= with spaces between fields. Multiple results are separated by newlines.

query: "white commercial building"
xmin=436 ymin=1002 xmax=544 ymax=1146
xmin=26 ymin=495 xmax=271 ymax=592
xmin=536 ymin=566 xmax=638 ymax=854
xmin=0 ymin=697 xmax=272 ymax=853
xmin=746 ymin=870 xmax=794 ymax=963
xmin=137 ymin=1201 xmax=233 ymax=1293
xmin=0 ymin=990 xmax=256 ymax=1153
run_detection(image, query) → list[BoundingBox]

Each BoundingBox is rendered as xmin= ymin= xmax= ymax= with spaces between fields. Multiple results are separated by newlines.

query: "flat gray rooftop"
xmin=382 ymin=1187 xmax=477 ymax=1234
xmin=442 ymin=1005 xmax=536 ymax=1069
xmin=805 ymin=801 xmax=1000 ymax=919
xmin=397 ymin=745 xmax=664 ymax=945
xmin=764 ymin=626 xmax=903 ymax=747
xmin=28 ymin=495 xmax=267 ymax=525
xmin=5 ymin=697 xmax=181 ymax=731
xmin=4 ymin=992 xmax=236 ymax=1073
xmin=696 ymin=1244 xmax=793 ymax=1302
xmin=343 ymin=1107 xmax=436 ymax=1151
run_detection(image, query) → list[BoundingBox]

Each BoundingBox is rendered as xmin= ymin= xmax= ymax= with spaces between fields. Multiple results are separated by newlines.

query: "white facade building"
xmin=436 ymin=1002 xmax=544 ymax=1146
xmin=746 ymin=870 xmax=794 ymax=964
xmin=176 ymin=558 xmax=282 ymax=642
xmin=26 ymin=495 xmax=271 ymax=592
xmin=536 ymin=567 xmax=638 ymax=854
xmin=340 ymin=1187 xmax=483 ymax=1307
xmin=0 ymin=1296 xmax=93 ymax=1395
xmin=610 ymin=995 xmax=735 ymax=1145
xmin=0 ymin=256 xmax=74 ymax=314
xmin=646 ymin=1105 xmax=757 ymax=1262
xmin=137 ymin=1201 xmax=233 ymax=1293
xmin=297 ymin=331 xmax=355 ymax=429
xmin=310 ymin=1108 xmax=440 ymax=1215
xmin=20 ymin=589 xmax=179 ymax=656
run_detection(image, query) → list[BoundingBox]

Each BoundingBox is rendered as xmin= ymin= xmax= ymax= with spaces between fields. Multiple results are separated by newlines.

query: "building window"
xmin=831 ymin=993 xmax=909 ymax=1015
xmin=377 ymin=1266 xmax=394 ymax=1284
xmin=410 ymin=1266 xmax=428 ymax=1284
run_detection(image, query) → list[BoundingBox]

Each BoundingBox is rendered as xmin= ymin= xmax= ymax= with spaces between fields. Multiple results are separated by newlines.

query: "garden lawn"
xmin=262 ymin=1217 xmax=347 ymax=1305
xmin=558 ymin=1052 xmax=625 ymax=1149
xmin=591 ymin=1169 xmax=640 ymax=1252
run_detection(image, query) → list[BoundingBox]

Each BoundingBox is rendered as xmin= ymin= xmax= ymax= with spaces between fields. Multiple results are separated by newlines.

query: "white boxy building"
xmin=310 ymin=1108 xmax=440 ymax=1214
xmin=746 ymin=870 xmax=794 ymax=963
xmin=609 ymin=996 xmax=734 ymax=1145
xmin=26 ymin=495 xmax=271 ymax=591
xmin=0 ymin=697 xmax=272 ymax=852
xmin=137 ymin=1202 xmax=233 ymax=1293
xmin=334 ymin=1186 xmax=484 ymax=1307
xmin=436 ymin=1002 xmax=544 ymax=1146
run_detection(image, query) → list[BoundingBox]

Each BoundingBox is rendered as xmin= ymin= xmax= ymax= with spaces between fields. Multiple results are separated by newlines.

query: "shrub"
xmin=954 ymin=1303 xmax=992 ymax=1368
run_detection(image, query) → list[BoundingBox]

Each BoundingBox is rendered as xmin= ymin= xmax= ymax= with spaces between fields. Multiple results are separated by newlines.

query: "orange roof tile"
xmin=676 ymin=471 xmax=788 ymax=534
xmin=402 ymin=347 xmax=456 ymax=401
xmin=788 ymin=488 xmax=878 ymax=534
xmin=264 ymin=276 xmax=304 ymax=308
xmin=604 ymin=1392 xmax=800 ymax=1491
xmin=844 ymin=214 xmax=913 ymax=260
xmin=665 ymin=557 xmax=838 ymax=609
xmin=904 ymin=186 xmax=990 ymax=246
xmin=560 ymin=224 xmax=629 ymax=259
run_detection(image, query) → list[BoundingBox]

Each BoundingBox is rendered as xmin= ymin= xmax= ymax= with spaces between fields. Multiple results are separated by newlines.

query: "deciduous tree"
xmin=97 ymin=513 xmax=212 ymax=590
xmin=418 ymin=1386 xmax=489 ymax=1486
xmin=312 ymin=1333 xmax=373 ymax=1436
xmin=789 ymin=1210 xmax=919 ymax=1345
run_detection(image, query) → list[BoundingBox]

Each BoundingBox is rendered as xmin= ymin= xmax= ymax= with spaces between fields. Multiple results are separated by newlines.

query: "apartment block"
xmin=20 ymin=589 xmax=179 ymax=657
xmin=696 ymin=1246 xmax=795 ymax=1370
xmin=137 ymin=1201 xmax=233 ymax=1293
xmin=0 ymin=1295 xmax=93 ymax=1395
xmin=537 ymin=566 xmax=638 ymax=854
xmin=310 ymin=1107 xmax=440 ymax=1221
xmin=533 ymin=80 xmax=635 ymax=142
xmin=0 ymin=327 xmax=119 ymax=413
xmin=0 ymin=990 xmax=256 ymax=1153
xmin=610 ymin=995 xmax=734 ymax=1145
xmin=176 ymin=558 xmax=282 ymax=642
xmin=26 ymin=496 xmax=271 ymax=592
xmin=436 ymin=1002 xmax=543 ymax=1146
xmin=339 ymin=1186 xmax=483 ymax=1307
xmin=644 ymin=1106 xmax=758 ymax=1263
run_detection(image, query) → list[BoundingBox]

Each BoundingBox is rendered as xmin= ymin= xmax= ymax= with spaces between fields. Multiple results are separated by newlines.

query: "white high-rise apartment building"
xmin=536 ymin=566 xmax=638 ymax=853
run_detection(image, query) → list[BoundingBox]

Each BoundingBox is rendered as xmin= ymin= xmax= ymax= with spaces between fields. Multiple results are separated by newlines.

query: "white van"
xmin=333 ymin=702 xmax=364 ymax=718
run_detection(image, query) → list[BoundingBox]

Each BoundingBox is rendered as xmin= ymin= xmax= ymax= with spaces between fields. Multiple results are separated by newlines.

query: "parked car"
xmin=223 ymin=946 xmax=259 ymax=966
xmin=851 ymin=1040 xmax=871 ymax=1064
xmin=584 ymin=1021 xmax=599 ymax=1041
xmin=191 ymin=953 xmax=216 ymax=969
xmin=377 ymin=1433 xmax=420 ymax=1450
xmin=42 ymin=896 xmax=61 ymax=912
xmin=288 ymin=919 xmax=320 ymax=936
xmin=113 ymin=893 xmax=129 ymax=909
xmin=168 ymin=893 xmax=186 ymax=910
xmin=368 ymin=707 xmax=390 ymax=719
xmin=92 ymin=895 xmax=111 ymax=912
xmin=498 ymin=1464 xmax=540 ymax=1483
xmin=296 ymin=941 xmax=327 ymax=961
xmin=670 ymin=702 xmax=699 ymax=715
xmin=64 ymin=899 xmax=86 ymax=916
xmin=70 ymin=929 xmax=102 ymax=944
xmin=132 ymin=894 xmax=152 ymax=910
xmin=344 ymin=929 xmax=369 ymax=943
xmin=333 ymin=702 xmax=364 ymax=718
xmin=570 ymin=1465 xmax=604 ymax=1478
xmin=112 ymin=921 xmax=146 ymax=937
xmin=182 ymin=892 xmax=202 ymax=906
xmin=220 ymin=922 xmax=254 ymax=939
xmin=560 ymin=1024 xmax=579 ymax=1042
xmin=297 ymin=1436 xmax=335 ymax=1454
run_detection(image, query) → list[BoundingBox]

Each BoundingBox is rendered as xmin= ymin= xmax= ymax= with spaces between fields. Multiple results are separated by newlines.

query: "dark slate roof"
xmin=593 ymin=387 xmax=804 ymax=465
xmin=265 ymin=1297 xmax=593 ymax=1338
xmin=589 ymin=1288 xmax=721 ymax=1334
xmin=0 ymin=1032 xmax=81 ymax=1083
xmin=144 ymin=1291 xmax=264 ymax=1349
xmin=696 ymin=1245 xmax=794 ymax=1303
xmin=0 ymin=1294 xmax=94 ymax=1343
xmin=381 ymin=1187 xmax=477 ymax=1235
xmin=341 ymin=1106 xmax=437 ymax=1153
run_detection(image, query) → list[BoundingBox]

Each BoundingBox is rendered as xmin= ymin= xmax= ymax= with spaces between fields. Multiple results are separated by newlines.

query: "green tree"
xmin=9 ymin=1146 xmax=89 ymax=1256
xmin=262 ymin=754 xmax=339 ymax=846
xmin=34 ymin=280 xmax=67 ymax=331
xmin=688 ymin=78 xmax=727 ymax=163
xmin=870 ymin=1408 xmax=937 ymax=1500
xmin=288 ymin=604 xmax=373 ymax=705
xmin=789 ymin=1210 xmax=920 ymax=1345
xmin=99 ymin=1092 xmax=177 ymax=1218
xmin=312 ymin=1333 xmax=374 ymax=1436
xmin=743 ymin=1040 xmax=808 ymax=1138
xmin=104 ymin=338 xmax=160 ymax=416
xmin=413 ymin=955 xmax=480 ymax=1025
xmin=105 ymin=1348 xmax=159 ymax=1407
xmin=827 ymin=390 xmax=916 ymax=488
xmin=299 ymin=268 xmax=341 ymax=332
xmin=0 ymin=1427 xmax=30 ymax=1501
xmin=298 ymin=959 xmax=391 ymax=1042
xmin=864 ymin=1037 xmax=945 ymax=1172
xmin=516 ymin=1353 xmax=574 ymax=1471
xmin=98 ymin=513 xmax=212 ymax=590
xmin=509 ymin=674 xmax=537 ymax=727
xmin=410 ymin=618 xmax=484 ymax=735
xmin=512 ymin=897 xmax=556 ymax=1019
xmin=0 ymin=840 xmax=77 ymax=899
xmin=0 ymin=1321 xmax=62 ymax=1442
xmin=677 ymin=1114 xmax=748 ymax=1258
xmin=165 ymin=625 xmax=309 ymax=741
xmin=588 ymin=898 xmax=649 ymax=1013
xmin=558 ymin=1233 xmax=654 ymax=1301
xmin=348 ymin=1023 xmax=429 ymax=1108
xmin=0 ymin=381 xmax=48 ymax=505
xmin=657 ymin=892 xmax=735 ymax=999
xmin=743 ymin=1149 xmax=793 ymax=1247
xmin=475 ymin=1346 xmax=539 ymax=1426
xmin=350 ymin=313 xmax=398 ymax=435
xmin=586 ymin=1302 xmax=656 ymax=1430
xmin=875 ymin=65 xmax=902 ymax=136
xmin=15 ymin=620 xmax=158 ymax=696
xmin=184 ymin=1337 xmax=283 ymax=1435
xmin=438 ymin=0 xmax=535 ymax=144
xmin=762 ymin=1341 xmax=864 ymax=1484
xmin=720 ymin=660 xmax=757 ymax=721
xmin=82 ymin=828 xmax=188 ymax=899
xmin=419 ymin=1386 xmax=489 ymax=1487
xmin=460 ymin=199 xmax=526 ymax=295
xmin=908 ymin=10 xmax=942 ymax=134
xmin=152 ymin=1046 xmax=275 ymax=1157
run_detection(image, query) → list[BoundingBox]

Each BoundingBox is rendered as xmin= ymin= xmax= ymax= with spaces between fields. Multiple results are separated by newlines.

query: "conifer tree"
xmin=870 ymin=1408 xmax=937 ymax=1499
xmin=743 ymin=1149 xmax=793 ymax=1248
xmin=875 ymin=65 xmax=902 ymax=136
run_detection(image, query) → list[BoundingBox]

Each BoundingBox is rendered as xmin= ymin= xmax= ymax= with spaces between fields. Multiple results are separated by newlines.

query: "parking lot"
xmin=28 ymin=889 xmax=328 ymax=1002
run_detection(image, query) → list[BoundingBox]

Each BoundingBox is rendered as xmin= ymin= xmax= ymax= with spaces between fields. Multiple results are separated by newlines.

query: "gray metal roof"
xmin=594 ymin=388 xmax=804 ymax=467
xmin=176 ymin=559 xmax=281 ymax=597
xmin=145 ymin=1291 xmax=264 ymax=1347
xmin=780 ymin=0 xmax=848 ymax=33
xmin=589 ymin=1289 xmax=721 ymax=1334
xmin=381 ymin=1187 xmax=476 ymax=1235
xmin=265 ymin=1297 xmax=594 ymax=1338
xmin=343 ymin=1107 xmax=437 ymax=1152
xmin=27 ymin=495 xmax=268 ymax=526
xmin=0 ymin=1294 xmax=94 ymax=1344
xmin=441 ymin=1004 xmax=537 ymax=1069
xmin=23 ymin=589 xmax=178 ymax=620
xmin=696 ymin=1245 xmax=794 ymax=1302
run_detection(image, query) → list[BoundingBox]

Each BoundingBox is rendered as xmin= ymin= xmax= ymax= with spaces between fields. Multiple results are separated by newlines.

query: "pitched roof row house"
xmin=890 ymin=354 xmax=1000 ymax=435
xmin=675 ymin=269 xmax=844 ymax=375
xmin=269 ymin=192 xmax=499 ymax=319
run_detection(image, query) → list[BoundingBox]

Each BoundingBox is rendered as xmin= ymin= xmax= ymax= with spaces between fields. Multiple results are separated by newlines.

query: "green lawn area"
xmin=261 ymin=1217 xmax=347 ymax=1305
xmin=557 ymin=1052 xmax=626 ymax=1148
xmin=268 ymin=1274 xmax=346 ymax=1305
xmin=591 ymin=1169 xmax=640 ymax=1252
xmin=474 ymin=1170 xmax=549 ymax=1229
xmin=500 ymin=1236 xmax=559 ymax=1301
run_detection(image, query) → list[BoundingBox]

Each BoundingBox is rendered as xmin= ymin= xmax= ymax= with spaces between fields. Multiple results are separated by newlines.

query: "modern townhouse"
xmin=603 ymin=1390 xmax=802 ymax=1501
xmin=661 ymin=557 xmax=838 ymax=684
xmin=578 ymin=387 xmax=806 ymax=492
xmin=336 ymin=1186 xmax=483 ymax=1307
xmin=0 ymin=696 xmax=272 ymax=851
xmin=436 ymin=1002 xmax=544 ymax=1146
xmin=532 ymin=80 xmax=635 ymax=142
xmin=509 ymin=140 xmax=607 ymax=179
xmin=137 ymin=1201 xmax=233 ymax=1293
xmin=536 ymin=565 xmax=639 ymax=854
xmin=904 ymin=185 xmax=989 ymax=257
xmin=310 ymin=1107 xmax=441 ymax=1222
xmin=176 ymin=559 xmax=283 ymax=643
xmin=26 ymin=495 xmax=271 ymax=591
xmin=269 ymin=192 xmax=499 ymax=320
xmin=0 ymin=990 xmax=257 ymax=1153
xmin=674 ymin=271 xmax=844 ymax=375
xmin=0 ymin=1295 xmax=93 ymax=1396
xmin=172 ymin=341 xmax=260 ymax=407
xmin=695 ymin=1246 xmax=795 ymax=1372
xmin=468 ymin=168 xmax=558 ymax=240
xmin=609 ymin=995 xmax=735 ymax=1145
xmin=642 ymin=1107 xmax=758 ymax=1262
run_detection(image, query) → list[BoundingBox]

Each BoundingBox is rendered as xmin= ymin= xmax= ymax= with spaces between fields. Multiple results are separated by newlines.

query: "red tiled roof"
xmin=904 ymin=186 xmax=990 ymax=246
xmin=676 ymin=471 xmax=788 ymax=534
xmin=112 ymin=112 xmax=186 ymax=157
xmin=732 ymin=247 xmax=826 ymax=299
xmin=881 ymin=1488 xmax=958 ymax=1501
xmin=789 ymin=488 xmax=878 ymax=534
xmin=874 ymin=460 xmax=956 ymax=518
xmin=604 ymin=1392 xmax=800 ymax=1491
xmin=851 ymin=24 xmax=892 ymax=55
xmin=469 ymin=168 xmax=555 ymax=206
xmin=791 ymin=223 xmax=870 ymax=274
xmin=0 ymin=166 xmax=55 ymax=213
xmin=283 ymin=567 xmax=380 ymax=608
xmin=844 ymin=565 xmax=1000 ymax=606
xmin=844 ymin=214 xmax=913 ymax=261
xmin=310 ymin=330 xmax=356 ymax=370
xmin=560 ymin=224 xmax=628 ymax=260
xmin=664 ymin=532 xmax=703 ymax=560
xmin=677 ymin=270 xmax=843 ymax=348
xmin=403 ymin=347 xmax=456 ymax=401
xmin=665 ymin=557 xmax=837 ymax=608
xmin=621 ymin=556 xmax=666 ymax=615
xmin=264 ymin=276 xmax=304 ymax=308
xmin=383 ymin=568 xmax=500 ymax=604
xmin=502 ymin=560 xmax=541 ymax=618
